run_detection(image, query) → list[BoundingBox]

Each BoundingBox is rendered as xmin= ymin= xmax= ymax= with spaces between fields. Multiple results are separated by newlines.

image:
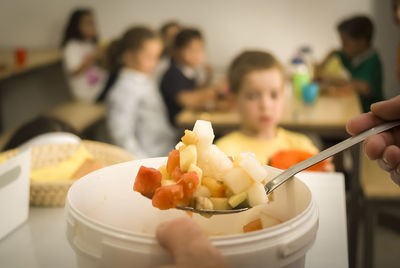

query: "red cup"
xmin=14 ymin=48 xmax=27 ymax=67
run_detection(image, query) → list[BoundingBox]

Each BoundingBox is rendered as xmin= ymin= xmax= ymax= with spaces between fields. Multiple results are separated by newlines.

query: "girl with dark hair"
xmin=61 ymin=8 xmax=107 ymax=103
xmin=106 ymin=26 xmax=176 ymax=158
xmin=160 ymin=28 xmax=216 ymax=125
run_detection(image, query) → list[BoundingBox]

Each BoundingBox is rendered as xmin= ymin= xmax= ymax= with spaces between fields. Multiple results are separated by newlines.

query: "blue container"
xmin=302 ymin=82 xmax=319 ymax=104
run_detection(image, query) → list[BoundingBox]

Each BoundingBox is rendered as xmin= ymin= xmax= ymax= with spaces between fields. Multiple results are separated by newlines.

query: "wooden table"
xmin=0 ymin=49 xmax=61 ymax=80
xmin=177 ymin=90 xmax=362 ymax=138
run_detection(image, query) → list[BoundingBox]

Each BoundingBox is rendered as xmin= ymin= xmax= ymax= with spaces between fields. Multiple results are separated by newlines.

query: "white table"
xmin=0 ymin=172 xmax=348 ymax=268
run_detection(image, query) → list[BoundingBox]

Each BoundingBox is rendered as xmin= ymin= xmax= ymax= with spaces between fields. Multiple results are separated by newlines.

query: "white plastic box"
xmin=0 ymin=149 xmax=31 ymax=240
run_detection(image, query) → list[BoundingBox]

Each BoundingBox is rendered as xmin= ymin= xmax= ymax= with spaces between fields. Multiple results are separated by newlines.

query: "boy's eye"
xmin=270 ymin=91 xmax=279 ymax=99
xmin=246 ymin=92 xmax=259 ymax=100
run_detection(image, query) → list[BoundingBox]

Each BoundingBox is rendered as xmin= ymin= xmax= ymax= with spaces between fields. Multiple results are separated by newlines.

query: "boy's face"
xmin=236 ymin=68 xmax=285 ymax=134
xmin=180 ymin=38 xmax=205 ymax=68
xmin=339 ymin=32 xmax=368 ymax=58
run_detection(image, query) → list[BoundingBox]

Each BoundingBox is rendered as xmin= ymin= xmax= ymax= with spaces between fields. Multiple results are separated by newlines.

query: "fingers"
xmin=346 ymin=112 xmax=383 ymax=135
xmin=364 ymin=132 xmax=395 ymax=160
xmin=156 ymin=217 xmax=229 ymax=268
xmin=370 ymin=95 xmax=400 ymax=121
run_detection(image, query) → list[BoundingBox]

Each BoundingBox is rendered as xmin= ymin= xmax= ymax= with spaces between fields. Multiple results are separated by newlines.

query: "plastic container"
xmin=65 ymin=157 xmax=318 ymax=268
xmin=291 ymin=57 xmax=311 ymax=99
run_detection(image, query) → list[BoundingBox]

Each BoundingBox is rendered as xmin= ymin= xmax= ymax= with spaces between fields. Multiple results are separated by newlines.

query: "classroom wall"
xmin=1 ymin=0 xmax=399 ymax=98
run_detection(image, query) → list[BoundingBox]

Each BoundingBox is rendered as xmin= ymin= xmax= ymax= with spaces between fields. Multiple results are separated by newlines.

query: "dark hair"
xmin=337 ymin=15 xmax=374 ymax=44
xmin=3 ymin=116 xmax=78 ymax=151
xmin=98 ymin=26 xmax=157 ymax=99
xmin=104 ymin=26 xmax=157 ymax=73
xmin=160 ymin=21 xmax=180 ymax=39
xmin=61 ymin=8 xmax=97 ymax=47
xmin=173 ymin=28 xmax=202 ymax=50
xmin=228 ymin=50 xmax=284 ymax=94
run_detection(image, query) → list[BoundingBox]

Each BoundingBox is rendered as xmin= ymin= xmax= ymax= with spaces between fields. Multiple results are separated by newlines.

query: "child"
xmin=216 ymin=51 xmax=321 ymax=166
xmin=154 ymin=21 xmax=182 ymax=84
xmin=61 ymin=8 xmax=107 ymax=103
xmin=106 ymin=26 xmax=176 ymax=158
xmin=319 ymin=15 xmax=383 ymax=112
xmin=160 ymin=28 xmax=215 ymax=125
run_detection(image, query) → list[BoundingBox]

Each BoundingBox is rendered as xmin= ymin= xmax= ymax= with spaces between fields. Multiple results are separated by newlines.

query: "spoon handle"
xmin=265 ymin=120 xmax=400 ymax=195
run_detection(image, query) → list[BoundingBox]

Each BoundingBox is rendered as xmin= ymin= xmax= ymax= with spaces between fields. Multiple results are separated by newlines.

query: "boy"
xmin=321 ymin=15 xmax=383 ymax=112
xmin=216 ymin=51 xmax=321 ymax=165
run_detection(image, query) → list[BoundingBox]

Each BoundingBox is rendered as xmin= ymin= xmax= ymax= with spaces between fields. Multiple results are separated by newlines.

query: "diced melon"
xmin=247 ymin=182 xmax=268 ymax=207
xmin=195 ymin=196 xmax=214 ymax=210
xmin=193 ymin=185 xmax=211 ymax=198
xmin=198 ymin=145 xmax=233 ymax=180
xmin=175 ymin=141 xmax=185 ymax=150
xmin=180 ymin=145 xmax=197 ymax=172
xmin=188 ymin=163 xmax=202 ymax=184
xmin=158 ymin=165 xmax=170 ymax=180
xmin=181 ymin=130 xmax=199 ymax=145
xmin=228 ymin=192 xmax=247 ymax=208
xmin=209 ymin=197 xmax=231 ymax=210
xmin=222 ymin=167 xmax=253 ymax=194
xmin=193 ymin=120 xmax=214 ymax=149
xmin=161 ymin=179 xmax=175 ymax=187
xmin=239 ymin=154 xmax=267 ymax=183
xmin=202 ymin=176 xmax=226 ymax=197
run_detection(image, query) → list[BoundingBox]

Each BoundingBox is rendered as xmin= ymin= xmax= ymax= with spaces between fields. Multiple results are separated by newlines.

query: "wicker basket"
xmin=0 ymin=140 xmax=134 ymax=206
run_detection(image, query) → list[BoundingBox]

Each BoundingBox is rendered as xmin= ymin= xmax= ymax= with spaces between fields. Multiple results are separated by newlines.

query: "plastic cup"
xmin=65 ymin=157 xmax=318 ymax=268
xmin=302 ymin=83 xmax=319 ymax=104
xmin=14 ymin=48 xmax=27 ymax=67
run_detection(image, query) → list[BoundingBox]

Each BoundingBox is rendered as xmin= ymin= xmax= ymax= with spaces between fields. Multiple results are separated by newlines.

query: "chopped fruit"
xmin=152 ymin=184 xmax=184 ymax=210
xmin=133 ymin=120 xmax=272 ymax=213
xmin=243 ymin=218 xmax=263 ymax=233
xmin=181 ymin=130 xmax=199 ymax=145
xmin=209 ymin=197 xmax=231 ymax=210
xmin=195 ymin=196 xmax=214 ymax=210
xmin=193 ymin=185 xmax=211 ymax=198
xmin=177 ymin=171 xmax=199 ymax=204
xmin=188 ymin=163 xmax=203 ymax=184
xmin=161 ymin=179 xmax=175 ymax=187
xmin=171 ymin=166 xmax=184 ymax=181
xmin=239 ymin=153 xmax=268 ymax=183
xmin=133 ymin=166 xmax=162 ymax=198
xmin=222 ymin=167 xmax=253 ymax=194
xmin=158 ymin=165 xmax=170 ymax=180
xmin=166 ymin=150 xmax=180 ymax=174
xmin=228 ymin=192 xmax=247 ymax=208
xmin=202 ymin=176 xmax=226 ymax=197
xmin=180 ymin=145 xmax=197 ymax=172
xmin=247 ymin=182 xmax=268 ymax=207
xmin=198 ymin=145 xmax=233 ymax=180
xmin=193 ymin=120 xmax=214 ymax=149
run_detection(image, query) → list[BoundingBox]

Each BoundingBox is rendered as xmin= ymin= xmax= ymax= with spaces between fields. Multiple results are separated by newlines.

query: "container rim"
xmin=66 ymin=158 xmax=317 ymax=246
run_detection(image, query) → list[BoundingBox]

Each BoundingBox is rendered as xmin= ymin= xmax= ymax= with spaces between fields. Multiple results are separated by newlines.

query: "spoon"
xmin=176 ymin=120 xmax=400 ymax=216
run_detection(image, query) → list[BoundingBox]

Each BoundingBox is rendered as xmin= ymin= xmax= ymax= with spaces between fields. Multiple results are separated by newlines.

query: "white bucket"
xmin=65 ymin=157 xmax=318 ymax=268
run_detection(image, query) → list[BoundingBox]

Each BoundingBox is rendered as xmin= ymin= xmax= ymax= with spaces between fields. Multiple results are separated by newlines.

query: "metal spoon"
xmin=176 ymin=120 xmax=400 ymax=216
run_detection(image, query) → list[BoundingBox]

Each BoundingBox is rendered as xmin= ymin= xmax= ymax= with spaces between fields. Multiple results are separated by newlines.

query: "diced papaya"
xmin=243 ymin=218 xmax=263 ymax=233
xmin=152 ymin=184 xmax=184 ymax=210
xmin=133 ymin=166 xmax=162 ymax=198
xmin=171 ymin=166 xmax=184 ymax=181
xmin=202 ymin=176 xmax=226 ymax=197
xmin=167 ymin=150 xmax=180 ymax=174
xmin=177 ymin=171 xmax=199 ymax=204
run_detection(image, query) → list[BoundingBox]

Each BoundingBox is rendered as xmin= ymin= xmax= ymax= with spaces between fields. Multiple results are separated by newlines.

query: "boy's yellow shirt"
xmin=215 ymin=128 xmax=318 ymax=165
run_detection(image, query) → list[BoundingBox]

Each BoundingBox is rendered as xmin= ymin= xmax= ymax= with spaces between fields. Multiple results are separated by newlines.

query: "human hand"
xmin=156 ymin=217 xmax=229 ymax=268
xmin=346 ymin=95 xmax=400 ymax=185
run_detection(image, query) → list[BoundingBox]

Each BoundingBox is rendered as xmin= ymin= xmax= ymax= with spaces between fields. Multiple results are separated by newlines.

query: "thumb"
xmin=370 ymin=95 xmax=400 ymax=121
xmin=156 ymin=217 xmax=229 ymax=268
